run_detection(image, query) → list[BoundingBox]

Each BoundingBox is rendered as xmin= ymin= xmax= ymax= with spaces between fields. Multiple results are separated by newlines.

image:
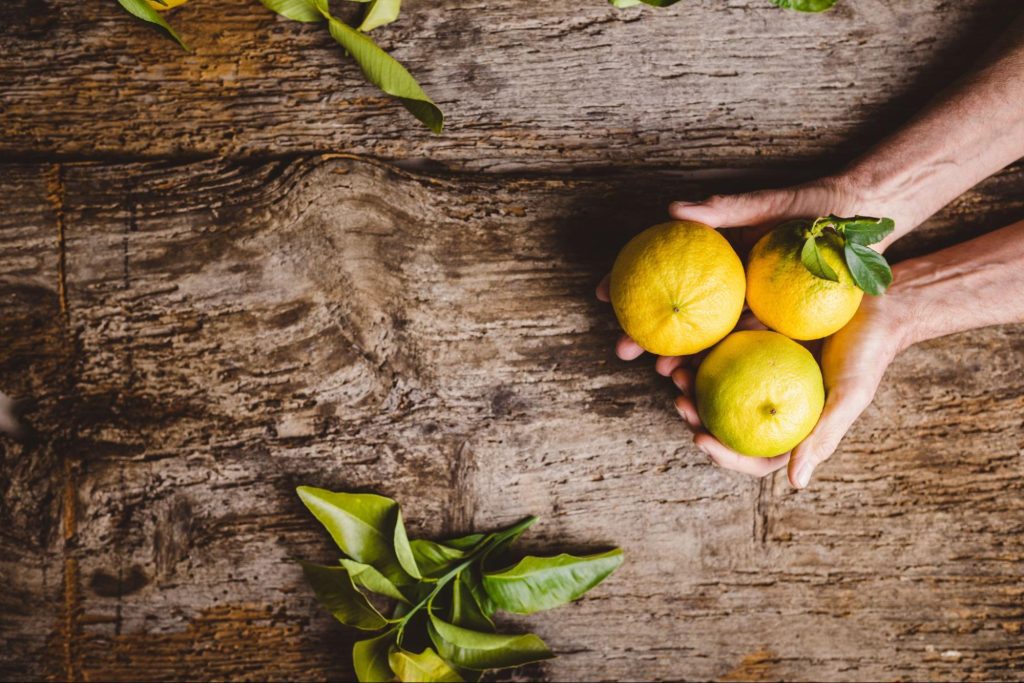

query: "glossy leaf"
xmin=340 ymin=558 xmax=409 ymax=603
xmin=393 ymin=510 xmax=423 ymax=580
xmin=800 ymin=236 xmax=839 ymax=283
xmin=411 ymin=539 xmax=466 ymax=578
xmin=116 ymin=0 xmax=188 ymax=50
xmin=844 ymin=242 xmax=893 ymax=295
xmin=482 ymin=549 xmax=623 ymax=615
xmin=325 ymin=16 xmax=443 ymax=133
xmin=300 ymin=562 xmax=389 ymax=630
xmin=260 ymin=0 xmax=323 ymax=22
xmin=353 ymin=630 xmax=397 ymax=683
xmin=450 ymin=572 xmax=494 ymax=631
xmin=461 ymin=565 xmax=496 ymax=618
xmin=359 ymin=0 xmax=401 ymax=31
xmin=772 ymin=0 xmax=838 ymax=11
xmin=428 ymin=613 xmax=552 ymax=671
xmin=296 ymin=486 xmax=417 ymax=585
xmin=443 ymin=533 xmax=488 ymax=552
xmin=839 ymin=216 xmax=895 ymax=246
xmin=389 ymin=647 xmax=463 ymax=683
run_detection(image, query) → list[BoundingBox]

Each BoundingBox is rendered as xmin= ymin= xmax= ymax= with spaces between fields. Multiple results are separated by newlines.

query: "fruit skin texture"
xmin=610 ymin=221 xmax=746 ymax=357
xmin=696 ymin=330 xmax=824 ymax=457
xmin=746 ymin=221 xmax=863 ymax=340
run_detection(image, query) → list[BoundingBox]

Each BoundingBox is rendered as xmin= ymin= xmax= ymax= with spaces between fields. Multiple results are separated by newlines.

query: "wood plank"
xmin=2 ymin=156 xmax=1021 ymax=680
xmin=0 ymin=0 xmax=1020 ymax=170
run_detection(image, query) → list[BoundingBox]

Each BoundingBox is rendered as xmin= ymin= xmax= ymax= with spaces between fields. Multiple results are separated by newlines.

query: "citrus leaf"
xmin=359 ymin=0 xmax=401 ymax=31
xmin=427 ymin=613 xmax=553 ymax=671
xmin=260 ymin=0 xmax=324 ymax=22
xmin=296 ymin=486 xmax=416 ymax=585
xmin=800 ymin=236 xmax=839 ymax=283
xmin=299 ymin=562 xmax=389 ymax=630
xmin=353 ymin=630 xmax=397 ymax=683
xmin=116 ymin=0 xmax=188 ymax=50
xmin=442 ymin=533 xmax=488 ymax=552
xmin=340 ymin=558 xmax=410 ymax=603
xmin=844 ymin=242 xmax=893 ymax=295
xmin=450 ymin=572 xmax=495 ymax=631
xmin=388 ymin=647 xmax=464 ymax=683
xmin=838 ymin=216 xmax=895 ymax=246
xmin=771 ymin=0 xmax=838 ymax=11
xmin=325 ymin=15 xmax=443 ymax=133
xmin=461 ymin=565 xmax=496 ymax=618
xmin=411 ymin=539 xmax=466 ymax=578
xmin=392 ymin=510 xmax=423 ymax=580
xmin=482 ymin=549 xmax=623 ymax=615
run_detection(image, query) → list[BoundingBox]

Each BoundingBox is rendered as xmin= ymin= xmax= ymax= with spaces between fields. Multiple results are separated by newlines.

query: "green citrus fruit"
xmin=746 ymin=221 xmax=863 ymax=340
xmin=696 ymin=330 xmax=824 ymax=457
xmin=610 ymin=221 xmax=745 ymax=357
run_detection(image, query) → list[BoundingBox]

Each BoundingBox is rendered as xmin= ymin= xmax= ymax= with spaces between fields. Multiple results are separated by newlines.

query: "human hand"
xmin=673 ymin=292 xmax=906 ymax=488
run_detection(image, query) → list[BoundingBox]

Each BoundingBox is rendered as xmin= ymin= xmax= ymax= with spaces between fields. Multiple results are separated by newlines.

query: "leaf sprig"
xmin=798 ymin=215 xmax=895 ymax=295
xmin=296 ymin=486 xmax=624 ymax=682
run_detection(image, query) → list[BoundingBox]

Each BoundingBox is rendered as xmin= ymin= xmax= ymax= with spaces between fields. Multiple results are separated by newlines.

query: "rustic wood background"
xmin=1 ymin=0 xmax=1022 ymax=681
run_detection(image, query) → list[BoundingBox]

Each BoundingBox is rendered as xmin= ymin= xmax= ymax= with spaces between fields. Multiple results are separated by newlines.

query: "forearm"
xmin=839 ymin=16 xmax=1024 ymax=246
xmin=889 ymin=219 xmax=1024 ymax=349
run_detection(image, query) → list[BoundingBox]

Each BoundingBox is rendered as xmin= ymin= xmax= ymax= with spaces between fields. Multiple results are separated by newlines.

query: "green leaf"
xmin=300 ymin=562 xmax=388 ymax=630
xmin=771 ymin=0 xmax=838 ymax=11
xmin=324 ymin=16 xmax=443 ymax=133
xmin=482 ymin=549 xmax=623 ymax=615
xmin=427 ymin=613 xmax=553 ymax=671
xmin=359 ymin=0 xmax=401 ymax=31
xmin=608 ymin=0 xmax=643 ymax=6
xmin=388 ymin=647 xmax=463 ymax=683
xmin=800 ymin=236 xmax=839 ymax=283
xmin=260 ymin=0 xmax=324 ymax=22
xmin=296 ymin=486 xmax=418 ymax=585
xmin=443 ymin=533 xmax=488 ymax=552
xmin=353 ymin=630 xmax=397 ymax=683
xmin=392 ymin=510 xmax=423 ymax=580
xmin=461 ymin=565 xmax=496 ymax=618
xmin=838 ymin=216 xmax=895 ymax=246
xmin=844 ymin=242 xmax=893 ymax=295
xmin=340 ymin=558 xmax=409 ymax=603
xmin=116 ymin=0 xmax=188 ymax=50
xmin=450 ymin=572 xmax=495 ymax=631
xmin=411 ymin=540 xmax=466 ymax=578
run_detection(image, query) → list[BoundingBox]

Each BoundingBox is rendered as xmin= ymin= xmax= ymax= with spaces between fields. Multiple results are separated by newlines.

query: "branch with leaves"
xmin=296 ymin=486 xmax=623 ymax=682
xmin=116 ymin=0 xmax=442 ymax=132
xmin=799 ymin=215 xmax=895 ymax=295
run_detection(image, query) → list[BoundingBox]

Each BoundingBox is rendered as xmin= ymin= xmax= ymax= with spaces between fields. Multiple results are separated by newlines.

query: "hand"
xmin=673 ymin=294 xmax=906 ymax=488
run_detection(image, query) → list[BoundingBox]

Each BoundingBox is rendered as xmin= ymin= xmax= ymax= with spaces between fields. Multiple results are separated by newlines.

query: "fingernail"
xmin=794 ymin=462 xmax=812 ymax=488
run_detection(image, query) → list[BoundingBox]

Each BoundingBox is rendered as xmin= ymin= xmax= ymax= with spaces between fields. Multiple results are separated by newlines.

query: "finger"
xmin=668 ymin=188 xmax=797 ymax=228
xmin=696 ymin=432 xmax=791 ymax=477
xmin=673 ymin=394 xmax=702 ymax=430
xmin=615 ymin=334 xmax=645 ymax=361
xmin=655 ymin=355 xmax=685 ymax=377
xmin=595 ymin=274 xmax=611 ymax=302
xmin=670 ymin=367 xmax=693 ymax=396
xmin=788 ymin=385 xmax=874 ymax=489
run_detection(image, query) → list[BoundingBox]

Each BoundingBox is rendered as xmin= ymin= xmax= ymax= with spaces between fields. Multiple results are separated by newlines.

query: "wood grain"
xmin=0 ymin=0 xmax=1021 ymax=171
xmin=1 ymin=156 xmax=1021 ymax=681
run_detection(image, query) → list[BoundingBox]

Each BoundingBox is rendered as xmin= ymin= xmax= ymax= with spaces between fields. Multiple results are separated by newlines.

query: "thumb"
xmin=788 ymin=385 xmax=875 ymax=489
xmin=668 ymin=188 xmax=797 ymax=228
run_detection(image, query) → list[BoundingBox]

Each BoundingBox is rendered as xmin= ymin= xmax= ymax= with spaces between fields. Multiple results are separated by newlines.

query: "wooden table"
xmin=2 ymin=1 xmax=1022 ymax=680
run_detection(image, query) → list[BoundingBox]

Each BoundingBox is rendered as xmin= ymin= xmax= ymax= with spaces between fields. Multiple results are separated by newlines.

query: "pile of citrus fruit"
xmin=609 ymin=216 xmax=893 ymax=457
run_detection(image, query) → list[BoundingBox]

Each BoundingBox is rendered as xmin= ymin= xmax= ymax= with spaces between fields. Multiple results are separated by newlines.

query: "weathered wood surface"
xmin=1 ymin=156 xmax=1022 ymax=682
xmin=0 ymin=0 xmax=1021 ymax=170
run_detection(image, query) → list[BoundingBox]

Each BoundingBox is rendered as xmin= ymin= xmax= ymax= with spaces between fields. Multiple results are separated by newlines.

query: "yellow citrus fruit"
xmin=696 ymin=330 xmax=824 ymax=457
xmin=746 ymin=221 xmax=863 ymax=340
xmin=610 ymin=221 xmax=745 ymax=357
xmin=146 ymin=0 xmax=189 ymax=9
